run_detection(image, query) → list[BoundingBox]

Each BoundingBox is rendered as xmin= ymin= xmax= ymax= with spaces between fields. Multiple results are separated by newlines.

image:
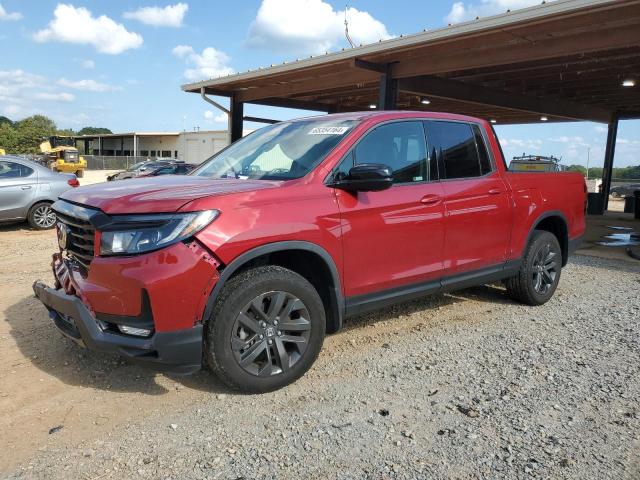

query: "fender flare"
xmin=524 ymin=210 xmax=569 ymax=266
xmin=202 ymin=241 xmax=344 ymax=332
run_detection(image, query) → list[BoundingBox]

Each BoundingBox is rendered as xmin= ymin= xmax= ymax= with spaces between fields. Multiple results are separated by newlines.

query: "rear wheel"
xmin=27 ymin=202 xmax=56 ymax=230
xmin=204 ymin=266 xmax=326 ymax=393
xmin=505 ymin=230 xmax=562 ymax=306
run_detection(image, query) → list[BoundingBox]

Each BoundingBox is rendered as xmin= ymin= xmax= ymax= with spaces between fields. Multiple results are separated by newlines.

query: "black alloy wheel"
xmin=505 ymin=230 xmax=562 ymax=306
xmin=231 ymin=291 xmax=312 ymax=377
xmin=204 ymin=266 xmax=325 ymax=393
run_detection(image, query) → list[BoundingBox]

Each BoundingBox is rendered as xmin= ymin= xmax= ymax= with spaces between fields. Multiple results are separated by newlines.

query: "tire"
xmin=505 ymin=230 xmax=562 ymax=306
xmin=204 ymin=266 xmax=326 ymax=393
xmin=27 ymin=202 xmax=57 ymax=230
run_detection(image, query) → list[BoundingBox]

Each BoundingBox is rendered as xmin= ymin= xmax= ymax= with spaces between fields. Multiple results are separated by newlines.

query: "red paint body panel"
xmin=51 ymin=111 xmax=586 ymax=332
xmin=53 ymin=241 xmax=219 ymax=332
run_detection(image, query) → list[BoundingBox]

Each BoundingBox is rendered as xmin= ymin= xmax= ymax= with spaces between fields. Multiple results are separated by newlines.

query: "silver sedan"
xmin=0 ymin=155 xmax=79 ymax=229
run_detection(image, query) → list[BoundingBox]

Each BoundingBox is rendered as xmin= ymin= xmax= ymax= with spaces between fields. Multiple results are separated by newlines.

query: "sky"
xmin=0 ymin=0 xmax=638 ymax=168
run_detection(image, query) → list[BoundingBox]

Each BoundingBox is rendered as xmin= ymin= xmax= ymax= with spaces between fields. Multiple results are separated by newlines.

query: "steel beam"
xmin=243 ymin=116 xmax=279 ymax=124
xmin=230 ymin=94 xmax=244 ymax=143
xmin=248 ymin=97 xmax=331 ymax=112
xmin=398 ymin=75 xmax=612 ymax=123
xmin=378 ymin=65 xmax=397 ymax=110
xmin=600 ymin=113 xmax=620 ymax=213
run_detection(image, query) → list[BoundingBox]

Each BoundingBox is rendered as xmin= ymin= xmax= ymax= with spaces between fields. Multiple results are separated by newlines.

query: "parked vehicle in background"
xmin=106 ymin=160 xmax=173 ymax=181
xmin=509 ymin=154 xmax=564 ymax=172
xmin=0 ymin=155 xmax=79 ymax=229
xmin=610 ymin=183 xmax=640 ymax=198
xmin=33 ymin=111 xmax=586 ymax=392
xmin=137 ymin=162 xmax=196 ymax=177
xmin=39 ymin=136 xmax=87 ymax=178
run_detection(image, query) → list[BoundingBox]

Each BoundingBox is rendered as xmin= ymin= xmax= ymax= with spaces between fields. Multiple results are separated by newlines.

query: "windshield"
xmin=128 ymin=162 xmax=147 ymax=171
xmin=193 ymin=118 xmax=357 ymax=180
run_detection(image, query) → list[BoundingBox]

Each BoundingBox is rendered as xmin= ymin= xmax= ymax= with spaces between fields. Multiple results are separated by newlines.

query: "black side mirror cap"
xmin=329 ymin=163 xmax=393 ymax=192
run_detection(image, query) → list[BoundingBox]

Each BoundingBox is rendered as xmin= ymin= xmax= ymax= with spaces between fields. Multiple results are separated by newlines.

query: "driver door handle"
xmin=420 ymin=194 xmax=441 ymax=205
xmin=488 ymin=188 xmax=502 ymax=195
xmin=21 ymin=186 xmax=32 ymax=190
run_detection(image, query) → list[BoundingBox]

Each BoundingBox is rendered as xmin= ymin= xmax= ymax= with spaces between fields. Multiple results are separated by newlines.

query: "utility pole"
xmin=586 ymin=146 xmax=590 ymax=180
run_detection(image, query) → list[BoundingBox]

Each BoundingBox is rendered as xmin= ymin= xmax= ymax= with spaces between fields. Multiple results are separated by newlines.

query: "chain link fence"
xmin=84 ymin=155 xmax=153 ymax=170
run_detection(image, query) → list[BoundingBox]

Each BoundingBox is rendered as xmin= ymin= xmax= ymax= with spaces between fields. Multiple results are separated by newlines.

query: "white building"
xmin=75 ymin=130 xmax=230 ymax=165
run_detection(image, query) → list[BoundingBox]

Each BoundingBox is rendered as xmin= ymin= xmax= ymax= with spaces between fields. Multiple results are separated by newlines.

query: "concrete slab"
xmin=576 ymin=212 xmax=640 ymax=264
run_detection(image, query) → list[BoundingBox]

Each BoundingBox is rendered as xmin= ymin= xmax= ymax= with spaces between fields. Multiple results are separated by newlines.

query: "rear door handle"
xmin=21 ymin=186 xmax=32 ymax=190
xmin=488 ymin=188 xmax=502 ymax=195
xmin=420 ymin=194 xmax=441 ymax=205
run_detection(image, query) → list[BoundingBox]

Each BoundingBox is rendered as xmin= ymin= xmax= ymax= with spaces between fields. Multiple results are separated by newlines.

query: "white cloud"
xmin=34 ymin=4 xmax=143 ymax=55
xmin=124 ymin=3 xmax=188 ymax=27
xmin=0 ymin=69 xmax=77 ymax=117
xmin=58 ymin=78 xmax=120 ymax=92
xmin=445 ymin=0 xmax=555 ymax=24
xmin=33 ymin=92 xmax=75 ymax=102
xmin=172 ymin=45 xmax=234 ymax=81
xmin=172 ymin=44 xmax=193 ymax=58
xmin=0 ymin=3 xmax=22 ymax=21
xmin=81 ymin=59 xmax=95 ymax=69
xmin=246 ymin=0 xmax=392 ymax=55
xmin=204 ymin=110 xmax=228 ymax=123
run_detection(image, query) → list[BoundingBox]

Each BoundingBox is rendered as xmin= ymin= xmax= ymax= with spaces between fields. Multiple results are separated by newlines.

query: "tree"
xmin=0 ymin=116 xmax=13 ymax=127
xmin=56 ymin=128 xmax=76 ymax=136
xmin=14 ymin=115 xmax=57 ymax=154
xmin=566 ymin=164 xmax=586 ymax=175
xmin=78 ymin=127 xmax=113 ymax=135
xmin=0 ymin=122 xmax=18 ymax=152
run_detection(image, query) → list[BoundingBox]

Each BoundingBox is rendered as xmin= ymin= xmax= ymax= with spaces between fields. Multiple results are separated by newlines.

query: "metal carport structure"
xmin=182 ymin=0 xmax=640 ymax=213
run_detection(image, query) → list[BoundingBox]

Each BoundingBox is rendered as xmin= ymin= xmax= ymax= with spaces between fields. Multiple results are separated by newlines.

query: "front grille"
xmin=56 ymin=210 xmax=96 ymax=269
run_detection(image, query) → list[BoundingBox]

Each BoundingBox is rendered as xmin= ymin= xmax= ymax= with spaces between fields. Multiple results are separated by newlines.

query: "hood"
xmin=60 ymin=175 xmax=281 ymax=214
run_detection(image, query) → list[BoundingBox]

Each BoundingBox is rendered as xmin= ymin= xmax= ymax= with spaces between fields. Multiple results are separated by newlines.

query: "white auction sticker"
xmin=308 ymin=126 xmax=349 ymax=135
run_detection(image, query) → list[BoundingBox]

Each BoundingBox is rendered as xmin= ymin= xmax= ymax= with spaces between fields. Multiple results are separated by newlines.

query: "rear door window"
xmin=0 ymin=161 xmax=33 ymax=179
xmin=427 ymin=121 xmax=482 ymax=179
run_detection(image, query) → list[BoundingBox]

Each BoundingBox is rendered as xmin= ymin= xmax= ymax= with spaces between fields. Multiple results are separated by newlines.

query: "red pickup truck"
xmin=33 ymin=111 xmax=586 ymax=392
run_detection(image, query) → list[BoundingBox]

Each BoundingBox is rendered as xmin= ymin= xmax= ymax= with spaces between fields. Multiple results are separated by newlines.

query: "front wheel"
xmin=204 ymin=266 xmax=326 ymax=393
xmin=505 ymin=230 xmax=562 ymax=306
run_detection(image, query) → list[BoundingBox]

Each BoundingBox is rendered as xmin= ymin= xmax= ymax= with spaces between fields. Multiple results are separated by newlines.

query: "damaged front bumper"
xmin=33 ymin=280 xmax=203 ymax=375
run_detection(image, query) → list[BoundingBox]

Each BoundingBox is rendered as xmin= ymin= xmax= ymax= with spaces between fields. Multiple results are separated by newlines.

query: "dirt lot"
xmin=1 ymin=212 xmax=639 ymax=478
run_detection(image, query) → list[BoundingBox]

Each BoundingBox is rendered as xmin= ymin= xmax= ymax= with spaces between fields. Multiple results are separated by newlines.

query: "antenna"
xmin=344 ymin=4 xmax=355 ymax=48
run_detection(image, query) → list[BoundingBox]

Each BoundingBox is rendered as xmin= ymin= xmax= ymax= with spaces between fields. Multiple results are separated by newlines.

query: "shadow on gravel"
xmin=4 ymin=295 xmax=231 ymax=395
xmin=341 ymin=283 xmax=512 ymax=332
xmin=4 ymin=281 xmax=513 ymax=396
xmin=0 ymin=222 xmax=36 ymax=233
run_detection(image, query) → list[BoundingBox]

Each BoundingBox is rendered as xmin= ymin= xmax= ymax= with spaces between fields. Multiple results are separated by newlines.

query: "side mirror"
xmin=331 ymin=163 xmax=393 ymax=192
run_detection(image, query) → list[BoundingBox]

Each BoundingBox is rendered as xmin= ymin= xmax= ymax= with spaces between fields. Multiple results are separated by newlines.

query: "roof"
xmin=183 ymin=0 xmax=640 ymax=124
xmin=74 ymin=130 xmax=227 ymax=139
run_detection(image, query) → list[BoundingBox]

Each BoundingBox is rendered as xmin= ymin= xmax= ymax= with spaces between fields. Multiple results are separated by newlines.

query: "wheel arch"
xmin=528 ymin=211 xmax=569 ymax=266
xmin=203 ymin=241 xmax=344 ymax=333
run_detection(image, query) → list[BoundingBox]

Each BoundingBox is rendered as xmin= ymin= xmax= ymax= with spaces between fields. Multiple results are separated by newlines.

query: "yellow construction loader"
xmin=0 ymin=148 xmax=5 ymax=155
xmin=40 ymin=136 xmax=87 ymax=177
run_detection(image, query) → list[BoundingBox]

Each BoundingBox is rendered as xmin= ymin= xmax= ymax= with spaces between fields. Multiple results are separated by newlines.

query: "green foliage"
xmin=0 ymin=122 xmax=18 ymax=151
xmin=0 ymin=115 xmax=111 ymax=154
xmin=56 ymin=128 xmax=76 ymax=137
xmin=78 ymin=127 xmax=113 ymax=135
xmin=11 ymin=115 xmax=57 ymax=154
xmin=566 ymin=164 xmax=586 ymax=174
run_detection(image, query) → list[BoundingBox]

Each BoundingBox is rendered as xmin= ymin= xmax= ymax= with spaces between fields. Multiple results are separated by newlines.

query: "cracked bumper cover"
xmin=33 ymin=280 xmax=203 ymax=374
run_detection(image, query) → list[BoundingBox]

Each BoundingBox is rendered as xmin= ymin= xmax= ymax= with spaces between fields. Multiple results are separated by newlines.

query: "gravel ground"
xmin=3 ymin=253 xmax=639 ymax=480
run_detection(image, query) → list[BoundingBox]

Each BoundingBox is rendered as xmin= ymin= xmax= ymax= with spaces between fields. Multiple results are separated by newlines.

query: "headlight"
xmin=100 ymin=210 xmax=219 ymax=256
